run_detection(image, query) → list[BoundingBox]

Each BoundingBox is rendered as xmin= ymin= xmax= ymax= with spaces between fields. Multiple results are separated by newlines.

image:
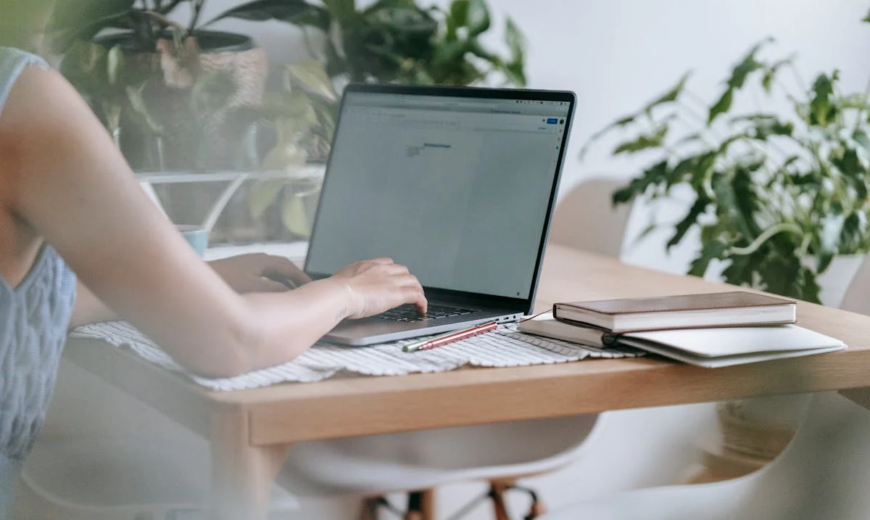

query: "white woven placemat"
xmin=71 ymin=322 xmax=642 ymax=391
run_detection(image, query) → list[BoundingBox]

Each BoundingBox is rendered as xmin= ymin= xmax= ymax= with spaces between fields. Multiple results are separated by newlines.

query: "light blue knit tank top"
xmin=0 ymin=47 xmax=78 ymax=517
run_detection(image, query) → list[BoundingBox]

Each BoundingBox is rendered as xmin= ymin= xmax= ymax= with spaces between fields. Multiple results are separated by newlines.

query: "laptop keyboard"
xmin=374 ymin=304 xmax=476 ymax=323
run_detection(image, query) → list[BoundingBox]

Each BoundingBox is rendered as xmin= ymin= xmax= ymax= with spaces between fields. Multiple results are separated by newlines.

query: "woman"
xmin=0 ymin=0 xmax=427 ymax=513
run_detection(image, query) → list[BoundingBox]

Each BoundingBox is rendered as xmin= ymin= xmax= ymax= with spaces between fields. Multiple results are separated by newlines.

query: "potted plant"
xmin=53 ymin=0 xmax=269 ymax=171
xmin=585 ymin=12 xmax=870 ymax=482
xmin=52 ymin=0 xmax=274 ymax=241
xmin=584 ymin=38 xmax=870 ymax=304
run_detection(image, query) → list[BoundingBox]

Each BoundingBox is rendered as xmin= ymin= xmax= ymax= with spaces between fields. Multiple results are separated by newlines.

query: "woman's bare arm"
xmin=2 ymin=66 xmax=426 ymax=377
xmin=70 ymin=253 xmax=315 ymax=327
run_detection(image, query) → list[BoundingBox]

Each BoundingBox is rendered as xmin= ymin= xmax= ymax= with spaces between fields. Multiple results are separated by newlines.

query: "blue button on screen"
xmin=547 ymin=118 xmax=558 ymax=124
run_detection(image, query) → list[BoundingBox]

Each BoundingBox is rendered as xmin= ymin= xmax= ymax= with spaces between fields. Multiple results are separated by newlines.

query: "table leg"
xmin=211 ymin=407 xmax=292 ymax=520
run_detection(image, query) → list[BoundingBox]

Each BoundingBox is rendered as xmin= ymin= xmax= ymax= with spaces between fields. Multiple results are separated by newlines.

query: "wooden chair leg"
xmin=525 ymin=497 xmax=547 ymax=519
xmin=358 ymin=497 xmax=380 ymax=520
xmin=420 ymin=489 xmax=435 ymax=520
xmin=488 ymin=479 xmax=548 ymax=520
xmin=405 ymin=489 xmax=435 ymax=520
xmin=489 ymin=482 xmax=511 ymax=520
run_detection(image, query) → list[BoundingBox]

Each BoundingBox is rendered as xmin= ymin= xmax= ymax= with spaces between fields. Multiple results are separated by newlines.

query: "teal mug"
xmin=177 ymin=225 xmax=209 ymax=257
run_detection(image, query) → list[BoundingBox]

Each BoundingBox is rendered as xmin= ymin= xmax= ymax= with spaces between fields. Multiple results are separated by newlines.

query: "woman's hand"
xmin=209 ymin=254 xmax=311 ymax=294
xmin=330 ymin=258 xmax=428 ymax=319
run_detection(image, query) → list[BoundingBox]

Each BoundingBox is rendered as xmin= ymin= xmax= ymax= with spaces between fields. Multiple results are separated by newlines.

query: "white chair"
xmin=540 ymin=391 xmax=870 ymax=520
xmin=549 ymin=178 xmax=634 ymax=257
xmin=839 ymin=253 xmax=870 ymax=315
xmin=18 ymin=178 xmax=636 ymax=520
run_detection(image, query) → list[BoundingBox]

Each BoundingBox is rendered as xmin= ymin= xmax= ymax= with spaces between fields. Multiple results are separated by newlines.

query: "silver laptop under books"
xmin=304 ymin=84 xmax=576 ymax=346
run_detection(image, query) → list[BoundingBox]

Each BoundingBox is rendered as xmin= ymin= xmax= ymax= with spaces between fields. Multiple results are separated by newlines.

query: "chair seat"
xmin=21 ymin=436 xmax=299 ymax=513
xmin=278 ymin=415 xmax=601 ymax=496
xmin=543 ymin=392 xmax=870 ymax=520
xmin=22 ymin=414 xmax=599 ymax=511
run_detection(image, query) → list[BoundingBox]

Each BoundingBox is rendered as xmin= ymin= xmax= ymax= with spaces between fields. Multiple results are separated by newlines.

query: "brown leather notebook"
xmin=553 ymin=291 xmax=796 ymax=333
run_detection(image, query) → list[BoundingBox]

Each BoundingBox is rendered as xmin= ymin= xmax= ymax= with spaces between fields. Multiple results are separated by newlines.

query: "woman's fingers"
xmin=259 ymin=255 xmax=311 ymax=286
xmin=405 ymin=287 xmax=428 ymax=314
xmin=383 ymin=263 xmax=410 ymax=276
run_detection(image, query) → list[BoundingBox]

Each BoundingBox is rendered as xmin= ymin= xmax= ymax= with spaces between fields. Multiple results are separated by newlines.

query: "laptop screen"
xmin=306 ymin=89 xmax=573 ymax=300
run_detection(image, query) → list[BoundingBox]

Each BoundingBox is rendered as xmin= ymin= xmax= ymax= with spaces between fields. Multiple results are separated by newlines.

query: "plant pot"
xmin=96 ymin=30 xmax=268 ymax=172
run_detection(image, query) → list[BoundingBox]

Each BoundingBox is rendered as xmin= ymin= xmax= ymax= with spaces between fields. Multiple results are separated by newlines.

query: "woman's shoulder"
xmin=0 ymin=47 xmax=49 ymax=109
xmin=0 ymin=47 xmax=48 ymax=72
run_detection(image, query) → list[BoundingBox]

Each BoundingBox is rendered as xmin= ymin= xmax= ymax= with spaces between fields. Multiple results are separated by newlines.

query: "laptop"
xmin=305 ymin=84 xmax=576 ymax=346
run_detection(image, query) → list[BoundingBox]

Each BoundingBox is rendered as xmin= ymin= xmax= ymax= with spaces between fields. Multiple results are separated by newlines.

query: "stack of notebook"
xmin=519 ymin=291 xmax=846 ymax=368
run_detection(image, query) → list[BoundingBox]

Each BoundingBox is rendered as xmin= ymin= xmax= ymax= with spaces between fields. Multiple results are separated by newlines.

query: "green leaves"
xmin=126 ymin=82 xmax=164 ymax=135
xmin=708 ymin=38 xmax=775 ymax=124
xmin=688 ymin=240 xmax=728 ymax=278
xmin=749 ymin=116 xmax=794 ymax=140
xmin=282 ymin=193 xmax=313 ymax=238
xmin=668 ymin=196 xmax=710 ymax=250
xmin=728 ymin=38 xmax=773 ymax=89
xmin=502 ymin=17 xmax=527 ymax=87
xmin=864 ymin=8 xmax=870 ymax=22
xmin=505 ymin=17 xmax=525 ymax=60
xmin=762 ymin=56 xmax=794 ymax=93
xmin=840 ymin=211 xmax=869 ymax=253
xmin=590 ymin=32 xmax=870 ymax=304
xmin=215 ymin=0 xmax=525 ymax=88
xmin=645 ymin=73 xmax=692 ymax=114
xmin=285 ymin=61 xmax=338 ymax=102
xmin=809 ymin=71 xmax=839 ymax=127
xmin=107 ymin=46 xmax=124 ymax=86
xmin=612 ymin=160 xmax=669 ymax=205
xmin=449 ymin=0 xmax=490 ymax=36
xmin=466 ymin=0 xmax=491 ymax=36
xmin=324 ymin=0 xmax=357 ymax=24
xmin=708 ymin=88 xmax=734 ymax=124
xmin=613 ymin=125 xmax=669 ymax=155
xmin=208 ymin=0 xmax=331 ymax=31
xmin=582 ymin=74 xmax=690 ymax=160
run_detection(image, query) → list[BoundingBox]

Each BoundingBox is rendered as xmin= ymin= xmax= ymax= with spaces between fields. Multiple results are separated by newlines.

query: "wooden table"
xmin=63 ymin=244 xmax=870 ymax=520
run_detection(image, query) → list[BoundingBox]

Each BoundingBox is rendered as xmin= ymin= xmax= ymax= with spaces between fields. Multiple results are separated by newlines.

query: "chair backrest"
xmin=548 ymin=178 xmax=634 ymax=259
xmin=743 ymin=392 xmax=870 ymax=520
xmin=840 ymin=253 xmax=870 ymax=315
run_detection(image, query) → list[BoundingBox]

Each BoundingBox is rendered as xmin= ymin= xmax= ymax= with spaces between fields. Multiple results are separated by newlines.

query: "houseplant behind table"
xmin=584 ymin=13 xmax=870 ymax=481
xmin=585 ymin=37 xmax=870 ymax=304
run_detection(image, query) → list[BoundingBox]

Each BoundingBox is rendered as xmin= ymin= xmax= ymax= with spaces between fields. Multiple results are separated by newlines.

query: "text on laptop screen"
xmin=306 ymin=92 xmax=572 ymax=299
